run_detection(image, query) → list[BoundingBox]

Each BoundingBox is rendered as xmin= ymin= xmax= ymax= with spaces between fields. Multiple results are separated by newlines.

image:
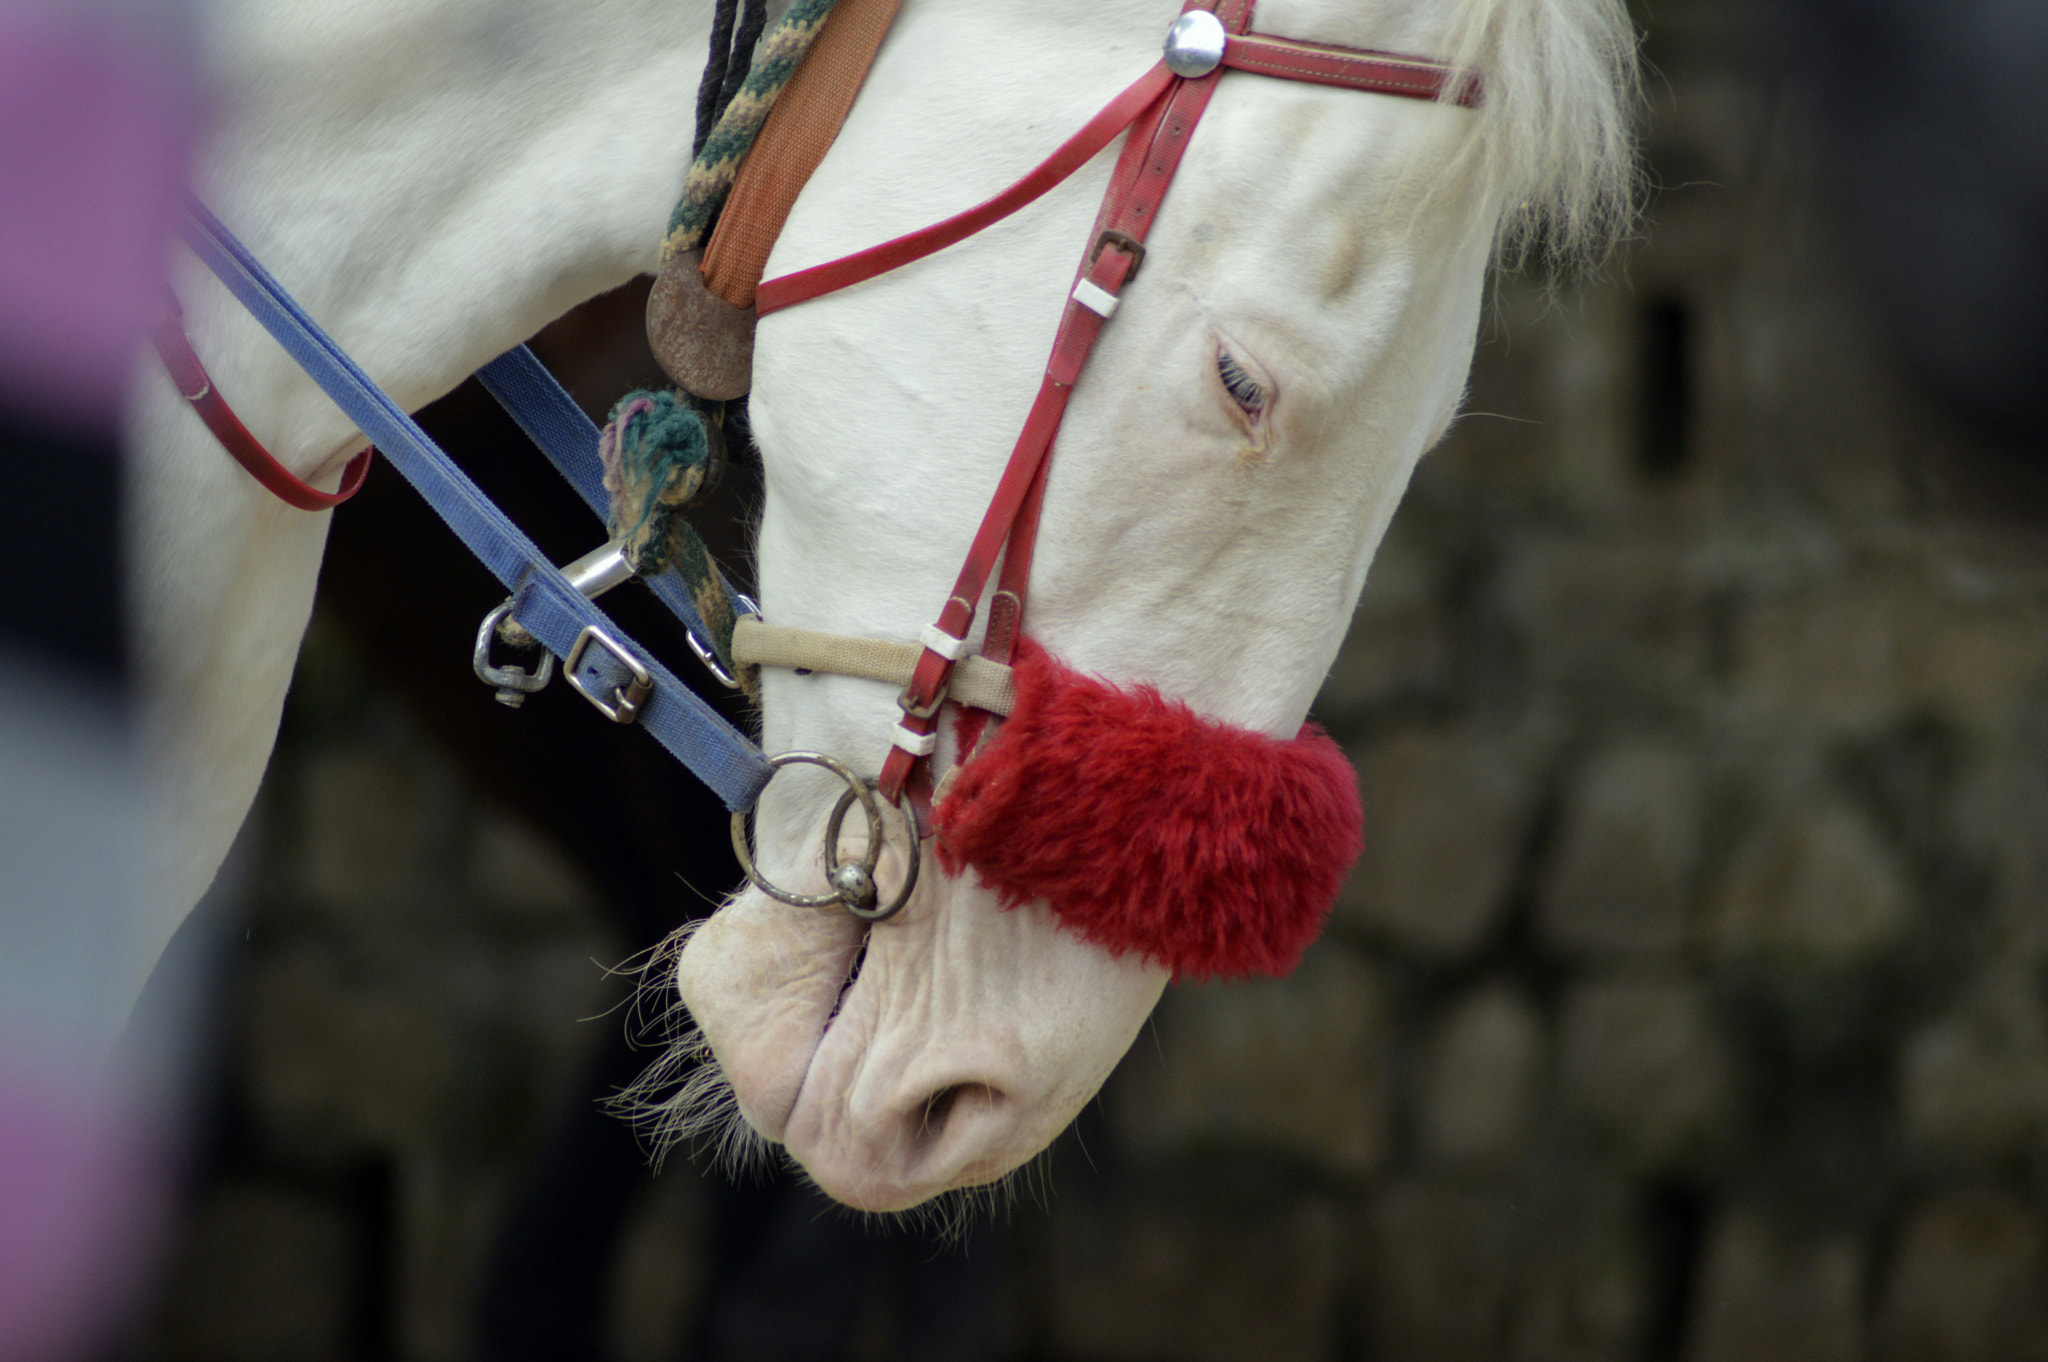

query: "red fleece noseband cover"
xmin=932 ymin=640 xmax=1363 ymax=980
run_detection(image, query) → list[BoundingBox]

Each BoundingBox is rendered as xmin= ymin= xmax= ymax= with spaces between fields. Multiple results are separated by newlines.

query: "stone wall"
xmin=134 ymin=1 xmax=2048 ymax=1358
xmin=1052 ymin=1 xmax=2048 ymax=1355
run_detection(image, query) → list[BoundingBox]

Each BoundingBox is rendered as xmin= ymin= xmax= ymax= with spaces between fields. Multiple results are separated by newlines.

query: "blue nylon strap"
xmin=471 ymin=345 xmax=748 ymax=666
xmin=181 ymin=199 xmax=774 ymax=812
xmin=473 ymin=346 xmax=609 ymax=517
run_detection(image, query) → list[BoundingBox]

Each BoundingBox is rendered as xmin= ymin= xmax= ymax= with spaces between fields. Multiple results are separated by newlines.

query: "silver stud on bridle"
xmin=1163 ymin=10 xmax=1228 ymax=78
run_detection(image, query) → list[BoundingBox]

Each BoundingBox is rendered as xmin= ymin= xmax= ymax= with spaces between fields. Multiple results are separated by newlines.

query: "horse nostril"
xmin=916 ymin=1082 xmax=1000 ymax=1142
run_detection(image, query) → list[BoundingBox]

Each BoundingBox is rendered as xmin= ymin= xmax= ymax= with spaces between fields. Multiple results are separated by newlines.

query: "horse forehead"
xmin=1166 ymin=84 xmax=1473 ymax=270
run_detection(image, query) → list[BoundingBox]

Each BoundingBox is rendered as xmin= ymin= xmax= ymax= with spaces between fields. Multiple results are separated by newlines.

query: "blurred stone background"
xmin=126 ymin=0 xmax=2048 ymax=1359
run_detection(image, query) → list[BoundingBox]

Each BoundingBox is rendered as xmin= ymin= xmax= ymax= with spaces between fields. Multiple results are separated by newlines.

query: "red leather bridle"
xmin=151 ymin=294 xmax=373 ymax=511
xmin=753 ymin=0 xmax=1481 ymax=818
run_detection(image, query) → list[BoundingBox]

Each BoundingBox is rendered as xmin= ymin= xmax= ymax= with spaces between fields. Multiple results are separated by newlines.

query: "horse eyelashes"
xmin=1215 ymin=349 xmax=1267 ymax=418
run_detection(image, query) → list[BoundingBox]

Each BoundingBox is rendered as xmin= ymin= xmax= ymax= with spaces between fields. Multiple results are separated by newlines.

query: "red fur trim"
xmin=934 ymin=639 xmax=1363 ymax=980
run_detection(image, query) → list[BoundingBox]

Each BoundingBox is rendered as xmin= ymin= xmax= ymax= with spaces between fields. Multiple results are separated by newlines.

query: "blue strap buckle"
xmin=566 ymin=625 xmax=654 ymax=723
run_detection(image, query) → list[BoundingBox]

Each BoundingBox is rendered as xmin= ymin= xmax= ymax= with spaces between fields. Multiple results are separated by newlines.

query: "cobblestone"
xmin=1418 ymin=983 xmax=1546 ymax=1168
xmin=1050 ymin=1196 xmax=1339 ymax=1362
xmin=1561 ymin=975 xmax=1732 ymax=1166
xmin=1358 ymin=1183 xmax=1514 ymax=1362
xmin=1685 ymin=1211 xmax=1864 ymax=1362
xmin=1734 ymin=565 xmax=2048 ymax=729
xmin=1337 ymin=726 xmax=1544 ymax=959
xmin=1539 ymin=740 xmax=1702 ymax=960
xmin=1503 ymin=537 xmax=1710 ymax=685
xmin=152 ymin=1182 xmax=358 ymax=1362
xmin=1109 ymin=946 xmax=1389 ymax=1176
xmin=295 ymin=750 xmax=437 ymax=911
xmin=242 ymin=946 xmax=462 ymax=1158
xmin=1708 ymin=800 xmax=1913 ymax=965
xmin=1873 ymin=1195 xmax=2048 ymax=1362
xmin=1320 ymin=527 xmax=1452 ymax=719
xmin=1900 ymin=966 xmax=2048 ymax=1158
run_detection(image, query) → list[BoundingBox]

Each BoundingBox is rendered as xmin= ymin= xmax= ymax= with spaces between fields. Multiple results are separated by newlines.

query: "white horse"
xmin=129 ymin=0 xmax=1635 ymax=1211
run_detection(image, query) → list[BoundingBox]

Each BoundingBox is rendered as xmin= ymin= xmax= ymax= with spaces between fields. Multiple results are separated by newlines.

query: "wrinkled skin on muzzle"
xmin=682 ymin=832 xmax=1168 ymax=1209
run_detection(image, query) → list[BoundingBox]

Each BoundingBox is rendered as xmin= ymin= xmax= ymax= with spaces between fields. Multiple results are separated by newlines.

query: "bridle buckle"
xmin=566 ymin=625 xmax=654 ymax=723
xmin=1090 ymin=229 xmax=1147 ymax=281
xmin=897 ymin=679 xmax=948 ymax=723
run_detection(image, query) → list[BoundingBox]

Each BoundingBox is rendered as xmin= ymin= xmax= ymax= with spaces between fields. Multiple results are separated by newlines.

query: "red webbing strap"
xmin=877 ymin=0 xmax=1256 ymax=803
xmin=878 ymin=325 xmax=1124 ymax=802
xmin=151 ymin=310 xmax=372 ymax=511
xmin=984 ymin=7 xmax=1253 ymax=663
xmin=982 ymin=79 xmax=1179 ymax=673
xmin=755 ymin=61 xmax=1177 ymax=316
xmin=982 ymin=464 xmax=1046 ymax=667
xmin=1220 ymin=33 xmax=1482 ymax=105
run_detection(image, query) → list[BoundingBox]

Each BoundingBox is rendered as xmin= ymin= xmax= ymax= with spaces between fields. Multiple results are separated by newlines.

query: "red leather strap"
xmin=876 ymin=0 xmax=1256 ymax=802
xmin=151 ymin=311 xmax=371 ymax=511
xmin=756 ymin=61 xmax=1177 ymax=316
xmin=1220 ymin=34 xmax=1481 ymax=105
xmin=983 ymin=0 xmax=1250 ymax=655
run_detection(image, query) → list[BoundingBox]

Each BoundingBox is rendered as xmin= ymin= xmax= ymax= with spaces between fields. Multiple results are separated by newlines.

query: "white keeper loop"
xmin=919 ymin=623 xmax=971 ymax=662
xmin=1072 ymin=278 xmax=1120 ymax=318
xmin=892 ymin=724 xmax=939 ymax=758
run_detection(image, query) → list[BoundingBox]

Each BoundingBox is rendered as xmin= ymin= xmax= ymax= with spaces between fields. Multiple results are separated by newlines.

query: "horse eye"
xmin=1216 ymin=348 xmax=1267 ymax=418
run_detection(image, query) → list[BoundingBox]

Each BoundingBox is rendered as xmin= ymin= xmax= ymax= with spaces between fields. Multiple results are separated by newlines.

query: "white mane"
xmin=1443 ymin=0 xmax=1641 ymax=269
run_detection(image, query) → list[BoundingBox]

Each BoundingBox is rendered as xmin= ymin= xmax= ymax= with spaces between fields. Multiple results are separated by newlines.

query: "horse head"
xmin=667 ymin=0 xmax=1636 ymax=1211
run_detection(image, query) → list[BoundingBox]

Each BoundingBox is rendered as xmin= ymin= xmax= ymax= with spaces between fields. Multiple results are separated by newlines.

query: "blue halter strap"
xmin=179 ymin=199 xmax=775 ymax=812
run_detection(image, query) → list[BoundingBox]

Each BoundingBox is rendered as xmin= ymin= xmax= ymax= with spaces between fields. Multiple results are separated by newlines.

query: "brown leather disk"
xmin=647 ymin=248 xmax=756 ymax=400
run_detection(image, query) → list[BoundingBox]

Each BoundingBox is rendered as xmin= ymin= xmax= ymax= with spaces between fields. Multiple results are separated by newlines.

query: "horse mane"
xmin=1438 ymin=0 xmax=1642 ymax=273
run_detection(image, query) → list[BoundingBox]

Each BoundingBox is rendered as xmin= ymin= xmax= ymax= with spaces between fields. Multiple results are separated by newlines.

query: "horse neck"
xmin=187 ymin=0 xmax=721 ymax=463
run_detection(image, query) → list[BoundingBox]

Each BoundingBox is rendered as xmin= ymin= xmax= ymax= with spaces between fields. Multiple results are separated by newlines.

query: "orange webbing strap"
xmin=700 ymin=0 xmax=903 ymax=309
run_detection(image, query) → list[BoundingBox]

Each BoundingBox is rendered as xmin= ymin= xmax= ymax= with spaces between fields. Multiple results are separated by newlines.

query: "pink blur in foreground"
xmin=0 ymin=10 xmax=197 ymax=431
xmin=0 ymin=1079 xmax=162 ymax=1360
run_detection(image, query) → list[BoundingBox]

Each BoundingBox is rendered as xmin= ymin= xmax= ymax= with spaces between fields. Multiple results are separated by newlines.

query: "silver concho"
xmin=1163 ymin=10 xmax=1228 ymax=78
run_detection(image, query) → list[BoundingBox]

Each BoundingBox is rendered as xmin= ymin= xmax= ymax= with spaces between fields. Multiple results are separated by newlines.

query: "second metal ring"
xmin=730 ymin=751 xmax=918 ymax=921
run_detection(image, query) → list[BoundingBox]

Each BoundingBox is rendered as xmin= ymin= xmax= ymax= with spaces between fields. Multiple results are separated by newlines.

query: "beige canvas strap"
xmin=700 ymin=0 xmax=904 ymax=308
xmin=733 ymin=616 xmax=1018 ymax=716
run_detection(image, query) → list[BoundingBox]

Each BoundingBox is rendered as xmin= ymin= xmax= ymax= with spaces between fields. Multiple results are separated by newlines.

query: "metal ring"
xmin=824 ymin=782 xmax=921 ymax=922
xmin=731 ymin=752 xmax=916 ymax=918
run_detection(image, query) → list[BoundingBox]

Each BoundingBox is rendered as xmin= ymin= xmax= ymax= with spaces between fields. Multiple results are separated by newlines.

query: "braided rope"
xmin=693 ymin=0 xmax=745 ymax=154
xmin=662 ymin=0 xmax=845 ymax=267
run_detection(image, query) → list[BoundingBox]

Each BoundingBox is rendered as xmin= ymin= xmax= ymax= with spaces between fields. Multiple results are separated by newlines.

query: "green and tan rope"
xmin=661 ymin=0 xmax=846 ymax=267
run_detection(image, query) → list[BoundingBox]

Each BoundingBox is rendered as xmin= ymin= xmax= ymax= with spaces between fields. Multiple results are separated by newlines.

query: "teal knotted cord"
xmin=598 ymin=391 xmax=751 ymax=695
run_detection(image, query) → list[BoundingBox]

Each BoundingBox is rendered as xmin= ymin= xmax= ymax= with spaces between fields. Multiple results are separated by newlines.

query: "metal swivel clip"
xmin=472 ymin=539 xmax=637 ymax=707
